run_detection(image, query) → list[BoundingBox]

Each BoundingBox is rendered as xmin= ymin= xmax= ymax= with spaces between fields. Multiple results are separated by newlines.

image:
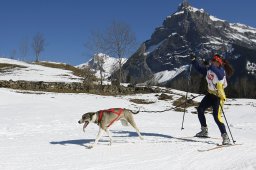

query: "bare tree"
xmin=32 ymin=33 xmax=45 ymax=62
xmin=105 ymin=21 xmax=136 ymax=84
xmin=86 ymin=31 xmax=106 ymax=86
xmin=94 ymin=53 xmax=105 ymax=86
xmin=85 ymin=21 xmax=136 ymax=85
xmin=80 ymin=65 xmax=97 ymax=85
xmin=10 ymin=49 xmax=17 ymax=59
xmin=20 ymin=39 xmax=29 ymax=61
xmin=86 ymin=30 xmax=106 ymax=53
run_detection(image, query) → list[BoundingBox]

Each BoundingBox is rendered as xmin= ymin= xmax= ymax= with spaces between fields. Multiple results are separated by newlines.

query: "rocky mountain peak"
xmin=178 ymin=0 xmax=190 ymax=11
xmin=121 ymin=2 xmax=256 ymax=98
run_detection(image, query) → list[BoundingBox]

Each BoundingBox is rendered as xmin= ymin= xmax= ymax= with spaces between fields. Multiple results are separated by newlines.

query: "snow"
xmin=138 ymin=66 xmax=188 ymax=86
xmin=209 ymin=16 xmax=226 ymax=22
xmin=0 ymin=87 xmax=256 ymax=170
xmin=246 ymin=61 xmax=256 ymax=74
xmin=152 ymin=65 xmax=188 ymax=84
xmin=144 ymin=40 xmax=166 ymax=56
xmin=0 ymin=58 xmax=81 ymax=82
xmin=225 ymin=23 xmax=256 ymax=45
xmin=230 ymin=23 xmax=256 ymax=34
xmin=173 ymin=11 xmax=184 ymax=16
xmin=169 ymin=6 xmax=204 ymax=18
xmin=226 ymin=32 xmax=252 ymax=44
xmin=77 ymin=53 xmax=127 ymax=80
xmin=205 ymin=36 xmax=223 ymax=45
xmin=188 ymin=6 xmax=205 ymax=13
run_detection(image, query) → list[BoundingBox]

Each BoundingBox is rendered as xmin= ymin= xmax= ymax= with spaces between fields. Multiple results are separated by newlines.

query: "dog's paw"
xmin=139 ymin=136 xmax=144 ymax=140
xmin=87 ymin=145 xmax=94 ymax=149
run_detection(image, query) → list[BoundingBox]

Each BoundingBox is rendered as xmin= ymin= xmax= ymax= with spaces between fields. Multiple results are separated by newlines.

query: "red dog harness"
xmin=98 ymin=108 xmax=124 ymax=127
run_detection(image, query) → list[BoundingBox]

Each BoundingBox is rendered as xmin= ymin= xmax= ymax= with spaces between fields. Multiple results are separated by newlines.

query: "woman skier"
xmin=190 ymin=54 xmax=233 ymax=145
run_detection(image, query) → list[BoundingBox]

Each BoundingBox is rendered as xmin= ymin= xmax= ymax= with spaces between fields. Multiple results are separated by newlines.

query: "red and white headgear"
xmin=212 ymin=54 xmax=223 ymax=65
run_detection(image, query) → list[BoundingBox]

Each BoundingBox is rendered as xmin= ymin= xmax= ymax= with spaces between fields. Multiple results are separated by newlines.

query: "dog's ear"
xmin=82 ymin=113 xmax=88 ymax=119
xmin=89 ymin=112 xmax=96 ymax=119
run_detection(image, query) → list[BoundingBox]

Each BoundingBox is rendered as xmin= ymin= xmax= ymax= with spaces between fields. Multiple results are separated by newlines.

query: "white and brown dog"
xmin=78 ymin=108 xmax=143 ymax=148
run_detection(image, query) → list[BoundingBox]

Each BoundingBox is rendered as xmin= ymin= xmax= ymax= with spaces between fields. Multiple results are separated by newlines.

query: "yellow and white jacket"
xmin=192 ymin=60 xmax=227 ymax=100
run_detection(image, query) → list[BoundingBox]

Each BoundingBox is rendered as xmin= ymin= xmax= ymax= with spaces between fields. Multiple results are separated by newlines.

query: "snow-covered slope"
xmin=143 ymin=65 xmax=188 ymax=85
xmin=0 ymin=58 xmax=81 ymax=82
xmin=77 ymin=53 xmax=127 ymax=79
xmin=0 ymin=87 xmax=256 ymax=170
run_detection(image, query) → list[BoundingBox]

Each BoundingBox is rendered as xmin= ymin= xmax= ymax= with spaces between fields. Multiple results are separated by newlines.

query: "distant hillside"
xmin=0 ymin=58 xmax=82 ymax=82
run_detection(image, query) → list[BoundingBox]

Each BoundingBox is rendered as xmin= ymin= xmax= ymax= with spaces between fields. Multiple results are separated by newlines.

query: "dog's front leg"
xmin=106 ymin=128 xmax=113 ymax=146
xmin=89 ymin=128 xmax=104 ymax=149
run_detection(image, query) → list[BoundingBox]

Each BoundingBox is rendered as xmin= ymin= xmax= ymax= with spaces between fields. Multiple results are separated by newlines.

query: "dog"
xmin=78 ymin=108 xmax=143 ymax=148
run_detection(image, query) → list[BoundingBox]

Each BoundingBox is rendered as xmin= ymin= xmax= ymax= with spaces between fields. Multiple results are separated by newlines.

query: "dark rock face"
xmin=122 ymin=2 xmax=256 ymax=91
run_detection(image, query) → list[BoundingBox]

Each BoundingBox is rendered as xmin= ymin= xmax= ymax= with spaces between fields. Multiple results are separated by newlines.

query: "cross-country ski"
xmin=198 ymin=144 xmax=243 ymax=152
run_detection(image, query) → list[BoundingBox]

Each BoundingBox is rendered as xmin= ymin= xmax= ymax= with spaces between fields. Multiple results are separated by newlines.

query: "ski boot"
xmin=195 ymin=126 xmax=208 ymax=138
xmin=222 ymin=133 xmax=231 ymax=145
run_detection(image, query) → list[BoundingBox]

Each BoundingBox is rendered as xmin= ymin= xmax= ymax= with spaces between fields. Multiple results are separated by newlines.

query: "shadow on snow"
xmin=49 ymin=130 xmax=217 ymax=147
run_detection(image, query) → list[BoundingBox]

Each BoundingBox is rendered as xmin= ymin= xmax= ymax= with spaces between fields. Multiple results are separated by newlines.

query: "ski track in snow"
xmin=0 ymin=88 xmax=256 ymax=170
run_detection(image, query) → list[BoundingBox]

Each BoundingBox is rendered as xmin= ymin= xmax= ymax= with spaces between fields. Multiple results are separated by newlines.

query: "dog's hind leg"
xmin=105 ymin=128 xmax=113 ymax=146
xmin=127 ymin=116 xmax=144 ymax=140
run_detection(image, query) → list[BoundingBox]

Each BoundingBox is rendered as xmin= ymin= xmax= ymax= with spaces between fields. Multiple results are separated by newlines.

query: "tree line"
xmin=7 ymin=33 xmax=45 ymax=62
xmin=85 ymin=21 xmax=136 ymax=86
xmin=6 ymin=21 xmax=137 ymax=87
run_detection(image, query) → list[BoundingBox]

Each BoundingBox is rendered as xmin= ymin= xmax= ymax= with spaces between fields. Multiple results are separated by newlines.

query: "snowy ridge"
xmin=77 ymin=53 xmax=127 ymax=79
xmin=186 ymin=6 xmax=204 ymax=13
xmin=230 ymin=23 xmax=256 ymax=34
xmin=209 ymin=15 xmax=226 ymax=22
xmin=0 ymin=58 xmax=81 ymax=82
xmin=177 ymin=4 xmax=256 ymax=45
xmin=169 ymin=5 xmax=204 ymax=18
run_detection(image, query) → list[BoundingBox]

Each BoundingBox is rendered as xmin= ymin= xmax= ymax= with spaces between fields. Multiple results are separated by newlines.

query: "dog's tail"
xmin=130 ymin=108 xmax=140 ymax=114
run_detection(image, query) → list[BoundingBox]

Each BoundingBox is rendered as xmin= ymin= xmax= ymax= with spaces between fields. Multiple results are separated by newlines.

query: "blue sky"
xmin=0 ymin=0 xmax=255 ymax=65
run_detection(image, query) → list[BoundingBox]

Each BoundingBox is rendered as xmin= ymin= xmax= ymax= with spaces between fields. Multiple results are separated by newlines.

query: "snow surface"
xmin=0 ymin=58 xmax=81 ymax=82
xmin=1 ymin=87 xmax=255 ymax=170
xmin=145 ymin=65 xmax=188 ymax=85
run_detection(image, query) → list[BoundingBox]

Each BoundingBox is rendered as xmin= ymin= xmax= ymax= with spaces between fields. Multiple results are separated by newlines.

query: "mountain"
xmin=78 ymin=53 xmax=127 ymax=80
xmin=122 ymin=1 xmax=256 ymax=97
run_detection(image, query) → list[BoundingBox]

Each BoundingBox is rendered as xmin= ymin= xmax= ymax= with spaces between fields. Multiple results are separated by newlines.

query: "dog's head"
xmin=78 ymin=112 xmax=96 ymax=132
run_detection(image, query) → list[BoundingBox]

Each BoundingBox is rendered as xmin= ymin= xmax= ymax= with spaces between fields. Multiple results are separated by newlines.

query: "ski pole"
xmin=181 ymin=64 xmax=192 ymax=130
xmin=219 ymin=103 xmax=236 ymax=144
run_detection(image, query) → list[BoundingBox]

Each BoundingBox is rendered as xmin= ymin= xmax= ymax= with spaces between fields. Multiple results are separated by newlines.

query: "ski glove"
xmin=203 ymin=59 xmax=210 ymax=66
xmin=189 ymin=54 xmax=196 ymax=61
